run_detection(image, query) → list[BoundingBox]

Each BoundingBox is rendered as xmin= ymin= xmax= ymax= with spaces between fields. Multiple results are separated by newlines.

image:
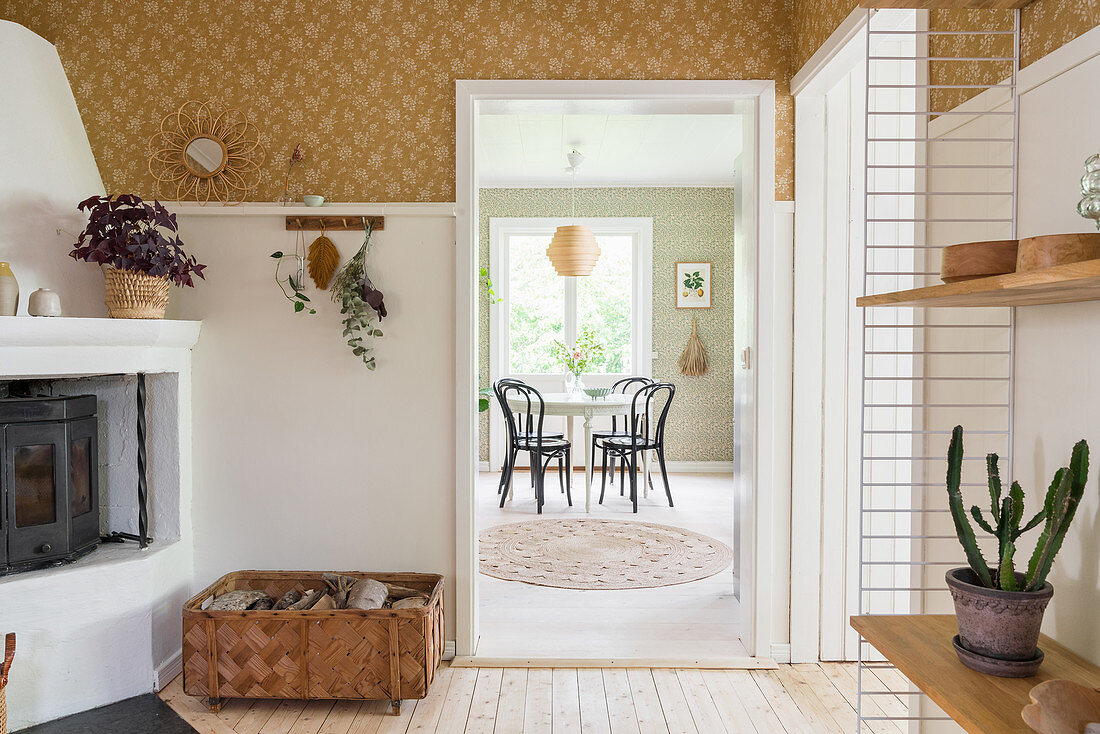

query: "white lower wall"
xmin=915 ymin=25 xmax=1100 ymax=665
xmin=172 ymin=210 xmax=458 ymax=637
xmin=1013 ymin=32 xmax=1100 ymax=665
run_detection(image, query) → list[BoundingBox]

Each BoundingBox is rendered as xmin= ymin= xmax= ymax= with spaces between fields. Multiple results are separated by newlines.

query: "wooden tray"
xmin=940 ymin=239 xmax=1018 ymax=283
xmin=1018 ymin=233 xmax=1100 ymax=272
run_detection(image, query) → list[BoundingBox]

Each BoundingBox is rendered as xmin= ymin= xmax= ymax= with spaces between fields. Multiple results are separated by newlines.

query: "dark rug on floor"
xmin=17 ymin=694 xmax=196 ymax=734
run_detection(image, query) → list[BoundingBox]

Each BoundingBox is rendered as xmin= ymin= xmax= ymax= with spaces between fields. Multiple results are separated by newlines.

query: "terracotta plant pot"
xmin=103 ymin=268 xmax=170 ymax=319
xmin=947 ymin=567 xmax=1053 ymax=675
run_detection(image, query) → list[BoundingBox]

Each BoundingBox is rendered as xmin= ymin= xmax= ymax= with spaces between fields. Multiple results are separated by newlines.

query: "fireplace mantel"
xmin=0 ymin=317 xmax=201 ymax=378
xmin=0 ymin=316 xmax=200 ymax=349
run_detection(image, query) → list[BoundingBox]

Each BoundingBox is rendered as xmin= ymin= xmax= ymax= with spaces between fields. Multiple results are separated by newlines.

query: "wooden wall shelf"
xmin=852 ymin=615 xmax=1100 ymax=734
xmin=857 ymin=259 xmax=1100 ymax=307
xmin=860 ymin=0 xmax=1030 ymax=8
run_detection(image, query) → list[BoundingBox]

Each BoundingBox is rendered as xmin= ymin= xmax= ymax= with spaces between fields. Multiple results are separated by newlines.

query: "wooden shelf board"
xmin=860 ymin=0 xmax=1030 ymax=8
xmin=851 ymin=615 xmax=1100 ymax=734
xmin=857 ymin=259 xmax=1100 ymax=307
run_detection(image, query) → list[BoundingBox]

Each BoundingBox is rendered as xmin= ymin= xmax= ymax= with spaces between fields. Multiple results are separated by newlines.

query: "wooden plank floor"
xmin=160 ymin=663 xmax=905 ymax=733
xmin=478 ymin=472 xmax=746 ymax=660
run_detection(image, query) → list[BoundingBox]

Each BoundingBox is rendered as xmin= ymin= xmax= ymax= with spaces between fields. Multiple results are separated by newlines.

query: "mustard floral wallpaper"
xmin=478 ymin=188 xmax=737 ymax=463
xmin=0 ymin=0 xmax=795 ymax=202
xmin=791 ymin=0 xmax=1098 ymax=76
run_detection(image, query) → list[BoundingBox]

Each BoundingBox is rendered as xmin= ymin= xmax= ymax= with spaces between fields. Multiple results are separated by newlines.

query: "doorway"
xmin=455 ymin=80 xmax=785 ymax=662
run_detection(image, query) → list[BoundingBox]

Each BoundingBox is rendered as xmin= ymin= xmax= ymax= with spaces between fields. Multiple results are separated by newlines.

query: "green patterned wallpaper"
xmin=478 ymin=188 xmax=736 ymax=463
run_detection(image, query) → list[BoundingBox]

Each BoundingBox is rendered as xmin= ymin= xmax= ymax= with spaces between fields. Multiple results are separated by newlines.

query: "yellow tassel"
xmin=678 ymin=314 xmax=709 ymax=376
xmin=307 ymin=235 xmax=340 ymax=290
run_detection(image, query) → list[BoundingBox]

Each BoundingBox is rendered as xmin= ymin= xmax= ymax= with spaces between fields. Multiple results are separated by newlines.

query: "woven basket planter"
xmin=103 ymin=268 xmax=170 ymax=319
xmin=183 ymin=571 xmax=444 ymax=716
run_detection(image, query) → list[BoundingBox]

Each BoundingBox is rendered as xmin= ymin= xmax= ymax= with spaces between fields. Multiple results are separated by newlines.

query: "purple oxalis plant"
xmin=70 ymin=194 xmax=207 ymax=287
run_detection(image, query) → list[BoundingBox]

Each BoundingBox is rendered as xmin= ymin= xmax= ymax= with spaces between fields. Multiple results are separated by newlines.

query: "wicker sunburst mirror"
xmin=148 ymin=100 xmax=265 ymax=205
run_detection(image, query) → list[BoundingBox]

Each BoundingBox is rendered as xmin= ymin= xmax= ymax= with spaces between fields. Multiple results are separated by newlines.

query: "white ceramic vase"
xmin=28 ymin=288 xmax=61 ymax=317
xmin=0 ymin=262 xmax=18 ymax=316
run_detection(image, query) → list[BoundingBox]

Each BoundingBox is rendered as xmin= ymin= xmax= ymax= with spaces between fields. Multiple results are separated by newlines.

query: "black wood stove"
xmin=0 ymin=395 xmax=100 ymax=574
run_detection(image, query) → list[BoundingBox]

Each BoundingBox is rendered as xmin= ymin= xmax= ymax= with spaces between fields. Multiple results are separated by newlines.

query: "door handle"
xmin=740 ymin=347 xmax=752 ymax=370
xmin=37 ymin=543 xmax=52 ymax=554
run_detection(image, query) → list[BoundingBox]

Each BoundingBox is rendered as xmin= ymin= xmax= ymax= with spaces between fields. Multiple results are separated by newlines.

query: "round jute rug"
xmin=478 ymin=518 xmax=734 ymax=590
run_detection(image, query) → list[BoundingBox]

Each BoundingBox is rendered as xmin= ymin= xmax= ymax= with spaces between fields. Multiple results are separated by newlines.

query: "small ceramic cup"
xmin=302 ymin=195 xmax=325 ymax=207
xmin=28 ymin=288 xmax=62 ymax=317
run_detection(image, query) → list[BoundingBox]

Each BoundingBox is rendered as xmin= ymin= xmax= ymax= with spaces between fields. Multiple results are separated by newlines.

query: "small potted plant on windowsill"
xmin=71 ymin=194 xmax=206 ymax=318
xmin=944 ymin=425 xmax=1089 ymax=677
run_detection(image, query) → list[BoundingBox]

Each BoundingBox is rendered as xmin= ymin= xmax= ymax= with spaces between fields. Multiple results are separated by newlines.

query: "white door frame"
xmin=455 ymin=79 xmax=785 ymax=659
xmin=487 ymin=216 xmax=654 ymax=471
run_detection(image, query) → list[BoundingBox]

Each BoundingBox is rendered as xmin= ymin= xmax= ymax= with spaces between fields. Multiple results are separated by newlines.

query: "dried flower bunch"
xmin=281 ymin=144 xmax=305 ymax=204
xmin=331 ymin=222 xmax=385 ymax=369
xmin=71 ymin=194 xmax=206 ymax=287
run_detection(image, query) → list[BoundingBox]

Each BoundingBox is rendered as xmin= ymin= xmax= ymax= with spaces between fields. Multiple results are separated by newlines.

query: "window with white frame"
xmin=489 ymin=217 xmax=652 ymax=379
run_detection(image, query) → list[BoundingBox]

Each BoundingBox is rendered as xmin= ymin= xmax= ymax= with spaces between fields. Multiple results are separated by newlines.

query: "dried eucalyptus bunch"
xmin=331 ymin=222 xmax=384 ymax=369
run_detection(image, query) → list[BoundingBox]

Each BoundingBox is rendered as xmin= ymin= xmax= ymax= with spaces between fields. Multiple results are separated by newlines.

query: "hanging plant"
xmin=330 ymin=221 xmax=384 ymax=369
xmin=269 ymin=250 xmax=316 ymax=314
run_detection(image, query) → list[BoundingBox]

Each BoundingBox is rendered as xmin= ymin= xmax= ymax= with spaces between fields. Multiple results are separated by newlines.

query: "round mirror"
xmin=183 ymin=136 xmax=227 ymax=177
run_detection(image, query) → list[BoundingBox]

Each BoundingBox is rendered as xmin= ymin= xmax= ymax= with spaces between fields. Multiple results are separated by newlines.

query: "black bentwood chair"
xmin=599 ymin=382 xmax=675 ymax=513
xmin=493 ymin=378 xmax=562 ymax=497
xmin=496 ymin=381 xmax=572 ymax=513
xmin=590 ymin=376 xmax=654 ymax=494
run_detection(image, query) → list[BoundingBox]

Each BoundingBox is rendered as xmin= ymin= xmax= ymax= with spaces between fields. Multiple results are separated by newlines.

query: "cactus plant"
xmin=946 ymin=425 xmax=1089 ymax=592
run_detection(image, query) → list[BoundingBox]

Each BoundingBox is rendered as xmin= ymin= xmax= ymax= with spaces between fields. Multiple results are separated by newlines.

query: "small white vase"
xmin=0 ymin=262 xmax=18 ymax=316
xmin=28 ymin=288 xmax=62 ymax=317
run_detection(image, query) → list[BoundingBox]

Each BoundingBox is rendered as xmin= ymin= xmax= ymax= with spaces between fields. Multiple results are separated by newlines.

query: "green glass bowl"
xmin=583 ymin=387 xmax=612 ymax=399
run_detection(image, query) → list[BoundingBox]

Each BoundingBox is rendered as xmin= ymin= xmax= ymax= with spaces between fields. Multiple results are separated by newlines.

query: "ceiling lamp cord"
xmin=546 ymin=149 xmax=600 ymax=277
xmin=571 ymin=163 xmax=576 ymax=220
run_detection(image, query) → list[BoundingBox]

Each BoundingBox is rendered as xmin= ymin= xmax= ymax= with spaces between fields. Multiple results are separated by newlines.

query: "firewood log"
xmin=391 ymin=596 xmax=428 ymax=610
xmin=250 ymin=597 xmax=274 ymax=610
xmin=273 ymin=590 xmax=302 ymax=610
xmin=312 ymin=594 xmax=336 ymax=610
xmin=322 ymin=573 xmax=358 ymax=608
xmin=288 ymin=589 xmax=325 ymax=610
xmin=383 ymin=583 xmax=428 ymax=600
xmin=346 ymin=579 xmax=387 ymax=610
xmin=210 ymin=591 xmax=271 ymax=611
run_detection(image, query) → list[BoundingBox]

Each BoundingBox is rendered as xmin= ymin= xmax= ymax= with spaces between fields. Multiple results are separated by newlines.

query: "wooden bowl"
xmin=1017 ymin=233 xmax=1100 ymax=272
xmin=1022 ymin=679 xmax=1100 ymax=734
xmin=940 ymin=239 xmax=1018 ymax=283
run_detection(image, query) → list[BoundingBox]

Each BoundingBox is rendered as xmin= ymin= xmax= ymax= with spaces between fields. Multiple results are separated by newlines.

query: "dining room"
xmin=473 ymin=101 xmax=747 ymax=662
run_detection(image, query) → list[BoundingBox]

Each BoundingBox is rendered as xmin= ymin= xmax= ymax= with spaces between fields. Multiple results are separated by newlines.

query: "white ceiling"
xmin=477 ymin=113 xmax=742 ymax=188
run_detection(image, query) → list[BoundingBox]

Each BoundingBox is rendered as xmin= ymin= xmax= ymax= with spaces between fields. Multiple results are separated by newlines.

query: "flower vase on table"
xmin=554 ymin=326 xmax=604 ymax=397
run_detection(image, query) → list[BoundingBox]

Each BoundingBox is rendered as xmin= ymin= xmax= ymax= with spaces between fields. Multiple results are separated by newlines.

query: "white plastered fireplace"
xmin=0 ymin=318 xmax=201 ymax=730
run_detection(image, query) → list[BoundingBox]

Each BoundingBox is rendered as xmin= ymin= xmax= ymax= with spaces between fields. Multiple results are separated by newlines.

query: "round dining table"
xmin=505 ymin=391 xmax=647 ymax=512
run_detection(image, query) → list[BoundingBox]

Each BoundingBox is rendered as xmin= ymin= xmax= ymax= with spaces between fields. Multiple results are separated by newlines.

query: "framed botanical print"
xmin=676 ymin=262 xmax=711 ymax=308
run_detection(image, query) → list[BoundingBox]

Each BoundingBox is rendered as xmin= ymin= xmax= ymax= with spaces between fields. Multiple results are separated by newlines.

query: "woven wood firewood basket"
xmin=1 ymin=633 xmax=15 ymax=734
xmin=183 ymin=571 xmax=444 ymax=716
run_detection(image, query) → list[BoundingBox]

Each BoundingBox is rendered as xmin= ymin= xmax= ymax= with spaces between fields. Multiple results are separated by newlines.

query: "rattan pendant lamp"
xmin=546 ymin=150 xmax=600 ymax=276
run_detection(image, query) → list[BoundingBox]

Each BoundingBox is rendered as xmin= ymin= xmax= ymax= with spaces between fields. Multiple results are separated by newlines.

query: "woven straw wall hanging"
xmin=678 ymin=314 xmax=709 ymax=376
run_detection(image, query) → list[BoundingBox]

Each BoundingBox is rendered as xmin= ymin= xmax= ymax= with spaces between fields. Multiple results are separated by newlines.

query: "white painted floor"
xmin=476 ymin=470 xmax=747 ymax=660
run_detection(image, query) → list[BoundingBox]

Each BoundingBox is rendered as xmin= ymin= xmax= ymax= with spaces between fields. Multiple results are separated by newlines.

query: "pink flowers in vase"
xmin=553 ymin=326 xmax=605 ymax=382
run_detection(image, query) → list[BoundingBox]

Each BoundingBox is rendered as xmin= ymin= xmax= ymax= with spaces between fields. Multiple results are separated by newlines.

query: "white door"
xmin=488 ymin=217 xmax=652 ymax=469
